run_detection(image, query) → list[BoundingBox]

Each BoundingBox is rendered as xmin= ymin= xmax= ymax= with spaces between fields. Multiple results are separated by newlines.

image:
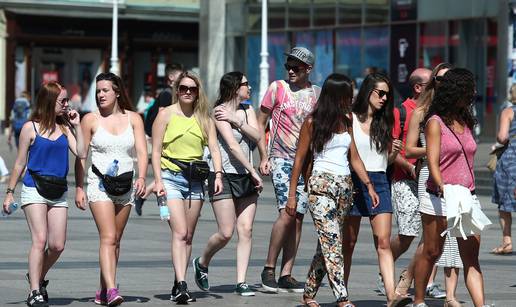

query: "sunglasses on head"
xmin=178 ymin=85 xmax=198 ymax=95
xmin=240 ymin=81 xmax=249 ymax=87
xmin=284 ymin=63 xmax=304 ymax=73
xmin=373 ymin=89 xmax=389 ymax=99
xmin=434 ymin=76 xmax=445 ymax=83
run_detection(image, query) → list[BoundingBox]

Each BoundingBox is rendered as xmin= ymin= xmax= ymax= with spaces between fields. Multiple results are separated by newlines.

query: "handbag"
xmin=92 ymin=164 xmax=133 ymax=196
xmin=162 ymin=156 xmax=210 ymax=182
xmin=486 ymin=143 xmax=508 ymax=172
xmin=29 ymin=170 xmax=67 ymax=200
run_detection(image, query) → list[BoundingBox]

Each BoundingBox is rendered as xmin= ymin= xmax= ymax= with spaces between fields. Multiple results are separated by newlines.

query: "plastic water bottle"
xmin=157 ymin=194 xmax=170 ymax=221
xmin=1 ymin=202 xmax=18 ymax=217
xmin=99 ymin=159 xmax=119 ymax=191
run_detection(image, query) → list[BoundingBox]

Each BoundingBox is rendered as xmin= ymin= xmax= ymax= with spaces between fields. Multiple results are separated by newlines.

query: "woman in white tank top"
xmin=342 ymin=73 xmax=411 ymax=307
xmin=285 ymin=74 xmax=378 ymax=307
xmin=75 ymin=73 xmax=148 ymax=305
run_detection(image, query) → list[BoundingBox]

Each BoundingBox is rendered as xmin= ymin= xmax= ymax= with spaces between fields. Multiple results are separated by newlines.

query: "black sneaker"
xmin=171 ymin=280 xmax=196 ymax=302
xmin=174 ymin=281 xmax=192 ymax=304
xmin=278 ymin=275 xmax=304 ymax=293
xmin=26 ymin=273 xmax=49 ymax=303
xmin=27 ymin=290 xmax=48 ymax=307
xmin=134 ymin=197 xmax=145 ymax=216
xmin=260 ymin=267 xmax=278 ymax=293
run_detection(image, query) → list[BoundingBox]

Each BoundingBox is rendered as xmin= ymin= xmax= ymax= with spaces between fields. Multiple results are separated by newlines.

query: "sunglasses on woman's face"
xmin=178 ymin=85 xmax=198 ymax=95
xmin=373 ymin=89 xmax=389 ymax=99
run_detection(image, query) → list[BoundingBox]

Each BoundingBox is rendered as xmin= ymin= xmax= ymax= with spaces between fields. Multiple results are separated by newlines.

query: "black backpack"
xmin=144 ymin=88 xmax=172 ymax=137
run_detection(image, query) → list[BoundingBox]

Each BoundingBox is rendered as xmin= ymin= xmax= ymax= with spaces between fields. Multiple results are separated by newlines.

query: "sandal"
xmin=395 ymin=269 xmax=412 ymax=296
xmin=491 ymin=243 xmax=513 ymax=255
xmin=387 ymin=294 xmax=413 ymax=307
xmin=303 ymin=299 xmax=320 ymax=307
xmin=444 ymin=298 xmax=463 ymax=307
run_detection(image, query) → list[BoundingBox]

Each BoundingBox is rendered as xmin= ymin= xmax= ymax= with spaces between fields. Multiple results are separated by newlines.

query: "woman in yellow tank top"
xmin=151 ymin=71 xmax=223 ymax=303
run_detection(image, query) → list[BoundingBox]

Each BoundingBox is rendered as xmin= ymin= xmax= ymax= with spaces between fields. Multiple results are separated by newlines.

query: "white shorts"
xmin=20 ymin=185 xmax=68 ymax=208
xmin=419 ymin=192 xmax=445 ymax=216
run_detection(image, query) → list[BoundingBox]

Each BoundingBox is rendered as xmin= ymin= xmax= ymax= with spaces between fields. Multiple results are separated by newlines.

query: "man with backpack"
xmin=8 ymin=91 xmax=31 ymax=148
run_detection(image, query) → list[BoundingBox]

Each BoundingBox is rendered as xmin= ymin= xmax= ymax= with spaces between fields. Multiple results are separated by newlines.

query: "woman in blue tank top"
xmin=2 ymin=81 xmax=86 ymax=307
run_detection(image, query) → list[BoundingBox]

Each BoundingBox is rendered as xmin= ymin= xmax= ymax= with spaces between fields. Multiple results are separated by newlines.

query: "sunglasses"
xmin=284 ymin=63 xmax=304 ymax=73
xmin=373 ymin=89 xmax=389 ymax=99
xmin=178 ymin=85 xmax=198 ymax=95
xmin=434 ymin=76 xmax=445 ymax=83
xmin=240 ymin=81 xmax=249 ymax=87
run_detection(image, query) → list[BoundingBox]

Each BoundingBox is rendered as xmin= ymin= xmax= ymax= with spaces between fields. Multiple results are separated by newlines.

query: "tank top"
xmin=352 ymin=113 xmax=388 ymax=172
xmin=23 ymin=122 xmax=69 ymax=188
xmin=88 ymin=112 xmax=135 ymax=180
xmin=313 ymin=132 xmax=351 ymax=176
xmin=426 ymin=115 xmax=476 ymax=192
xmin=209 ymin=105 xmax=252 ymax=174
xmin=161 ymin=113 xmax=206 ymax=172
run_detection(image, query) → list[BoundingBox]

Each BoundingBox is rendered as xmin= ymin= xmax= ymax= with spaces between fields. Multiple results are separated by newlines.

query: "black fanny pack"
xmin=163 ymin=156 xmax=209 ymax=181
xmin=225 ymin=173 xmax=256 ymax=198
xmin=92 ymin=164 xmax=133 ymax=196
xmin=29 ymin=170 xmax=67 ymax=200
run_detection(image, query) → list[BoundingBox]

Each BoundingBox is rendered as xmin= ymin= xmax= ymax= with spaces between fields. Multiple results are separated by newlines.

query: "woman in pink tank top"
xmin=413 ymin=68 xmax=488 ymax=307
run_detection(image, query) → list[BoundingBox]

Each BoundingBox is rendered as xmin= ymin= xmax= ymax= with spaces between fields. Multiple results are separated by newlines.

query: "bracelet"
xmin=6 ymin=188 xmax=14 ymax=194
xmin=214 ymin=171 xmax=223 ymax=175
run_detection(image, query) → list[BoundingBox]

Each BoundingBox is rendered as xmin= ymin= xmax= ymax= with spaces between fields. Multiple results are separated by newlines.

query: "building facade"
xmin=0 ymin=0 xmax=199 ymax=126
xmin=213 ymin=0 xmax=513 ymax=140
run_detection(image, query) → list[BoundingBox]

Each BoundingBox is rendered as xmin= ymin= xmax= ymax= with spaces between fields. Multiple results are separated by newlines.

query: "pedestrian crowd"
xmin=2 ymin=46 xmax=513 ymax=307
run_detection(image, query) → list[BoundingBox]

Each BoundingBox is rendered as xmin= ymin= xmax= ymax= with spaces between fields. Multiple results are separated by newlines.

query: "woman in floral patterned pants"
xmin=285 ymin=73 xmax=379 ymax=307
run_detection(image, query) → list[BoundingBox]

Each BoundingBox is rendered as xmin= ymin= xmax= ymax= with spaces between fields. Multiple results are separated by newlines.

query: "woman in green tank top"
xmin=151 ymin=71 xmax=223 ymax=303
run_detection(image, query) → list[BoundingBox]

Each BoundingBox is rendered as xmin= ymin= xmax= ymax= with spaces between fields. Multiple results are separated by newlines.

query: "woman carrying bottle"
xmin=151 ymin=71 xmax=223 ymax=303
xmin=75 ymin=72 xmax=148 ymax=306
xmin=3 ymin=81 xmax=85 ymax=307
xmin=341 ymin=73 xmax=410 ymax=307
xmin=285 ymin=73 xmax=378 ymax=307
xmin=192 ymin=72 xmax=263 ymax=297
xmin=413 ymin=68 xmax=488 ymax=307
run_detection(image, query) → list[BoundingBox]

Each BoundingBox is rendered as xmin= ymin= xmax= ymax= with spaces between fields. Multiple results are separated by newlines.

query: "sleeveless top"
xmin=23 ymin=122 xmax=69 ymax=188
xmin=426 ymin=115 xmax=476 ymax=192
xmin=88 ymin=112 xmax=135 ymax=180
xmin=352 ymin=113 xmax=388 ymax=172
xmin=313 ymin=132 xmax=352 ymax=176
xmin=209 ymin=105 xmax=252 ymax=175
xmin=161 ymin=113 xmax=206 ymax=172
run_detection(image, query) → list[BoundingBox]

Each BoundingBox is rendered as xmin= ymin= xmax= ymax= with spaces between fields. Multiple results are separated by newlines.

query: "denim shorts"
xmin=161 ymin=169 xmax=204 ymax=201
xmin=20 ymin=185 xmax=68 ymax=208
xmin=349 ymin=171 xmax=392 ymax=217
xmin=270 ymin=157 xmax=308 ymax=214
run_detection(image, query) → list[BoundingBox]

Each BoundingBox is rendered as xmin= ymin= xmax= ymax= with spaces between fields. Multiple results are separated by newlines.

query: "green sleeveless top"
xmin=161 ymin=113 xmax=207 ymax=172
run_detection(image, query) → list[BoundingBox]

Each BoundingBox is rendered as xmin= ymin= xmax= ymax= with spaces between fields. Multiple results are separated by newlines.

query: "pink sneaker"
xmin=94 ymin=289 xmax=107 ymax=305
xmin=106 ymin=288 xmax=123 ymax=306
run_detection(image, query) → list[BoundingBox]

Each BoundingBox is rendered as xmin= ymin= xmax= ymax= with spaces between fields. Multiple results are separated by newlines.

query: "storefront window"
xmin=419 ymin=22 xmax=446 ymax=68
xmin=338 ymin=0 xmax=362 ymax=25
xmin=288 ymin=0 xmax=311 ymax=28
xmin=364 ymin=26 xmax=389 ymax=73
xmin=313 ymin=0 xmax=336 ymax=27
xmin=314 ymin=31 xmax=334 ymax=86
xmin=336 ymin=28 xmax=362 ymax=81
xmin=365 ymin=0 xmax=389 ymax=24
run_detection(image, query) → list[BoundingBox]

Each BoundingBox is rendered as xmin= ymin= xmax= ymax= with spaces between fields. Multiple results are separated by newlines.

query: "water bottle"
xmin=157 ymin=194 xmax=170 ymax=221
xmin=99 ymin=159 xmax=119 ymax=191
xmin=1 ymin=202 xmax=18 ymax=217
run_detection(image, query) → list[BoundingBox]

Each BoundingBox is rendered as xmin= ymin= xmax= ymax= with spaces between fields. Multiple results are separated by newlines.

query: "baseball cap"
xmin=284 ymin=47 xmax=315 ymax=66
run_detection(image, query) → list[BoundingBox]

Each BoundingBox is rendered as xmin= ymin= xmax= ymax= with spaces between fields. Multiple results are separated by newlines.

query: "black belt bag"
xmin=29 ymin=170 xmax=67 ymax=200
xmin=163 ymin=156 xmax=209 ymax=182
xmin=92 ymin=164 xmax=133 ymax=196
xmin=225 ymin=173 xmax=256 ymax=199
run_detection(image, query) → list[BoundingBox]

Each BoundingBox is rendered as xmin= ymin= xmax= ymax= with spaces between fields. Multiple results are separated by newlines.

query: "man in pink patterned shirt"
xmin=257 ymin=47 xmax=321 ymax=293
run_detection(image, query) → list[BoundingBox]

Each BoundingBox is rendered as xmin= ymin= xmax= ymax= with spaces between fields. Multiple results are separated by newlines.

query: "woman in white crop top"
xmin=286 ymin=74 xmax=378 ymax=307
xmin=342 ymin=73 xmax=411 ymax=307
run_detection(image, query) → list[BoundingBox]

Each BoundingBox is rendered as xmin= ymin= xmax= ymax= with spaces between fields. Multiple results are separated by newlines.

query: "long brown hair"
xmin=172 ymin=71 xmax=210 ymax=140
xmin=418 ymin=62 xmax=453 ymax=112
xmin=95 ymin=72 xmax=134 ymax=112
xmin=29 ymin=81 xmax=67 ymax=135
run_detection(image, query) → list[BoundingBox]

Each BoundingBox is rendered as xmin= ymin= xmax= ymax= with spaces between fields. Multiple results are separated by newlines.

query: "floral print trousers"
xmin=304 ymin=170 xmax=353 ymax=302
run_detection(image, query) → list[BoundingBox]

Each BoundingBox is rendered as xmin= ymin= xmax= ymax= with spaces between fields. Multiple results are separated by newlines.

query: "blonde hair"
xmin=172 ymin=71 xmax=211 ymax=140
xmin=509 ymin=83 xmax=516 ymax=103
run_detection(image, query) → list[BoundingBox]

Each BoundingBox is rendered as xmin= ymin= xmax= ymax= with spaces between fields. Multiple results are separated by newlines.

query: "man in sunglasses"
xmin=257 ymin=47 xmax=320 ymax=293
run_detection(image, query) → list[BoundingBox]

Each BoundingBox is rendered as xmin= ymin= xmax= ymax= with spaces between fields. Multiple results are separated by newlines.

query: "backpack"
xmin=11 ymin=98 xmax=30 ymax=132
xmin=144 ymin=88 xmax=172 ymax=137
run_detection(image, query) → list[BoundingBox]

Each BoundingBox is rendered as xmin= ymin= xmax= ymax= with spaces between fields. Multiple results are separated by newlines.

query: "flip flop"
xmin=491 ymin=243 xmax=513 ymax=255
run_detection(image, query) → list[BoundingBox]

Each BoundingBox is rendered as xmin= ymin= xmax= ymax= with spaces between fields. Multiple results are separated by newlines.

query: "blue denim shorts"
xmin=161 ymin=169 xmax=204 ymax=201
xmin=349 ymin=171 xmax=392 ymax=217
